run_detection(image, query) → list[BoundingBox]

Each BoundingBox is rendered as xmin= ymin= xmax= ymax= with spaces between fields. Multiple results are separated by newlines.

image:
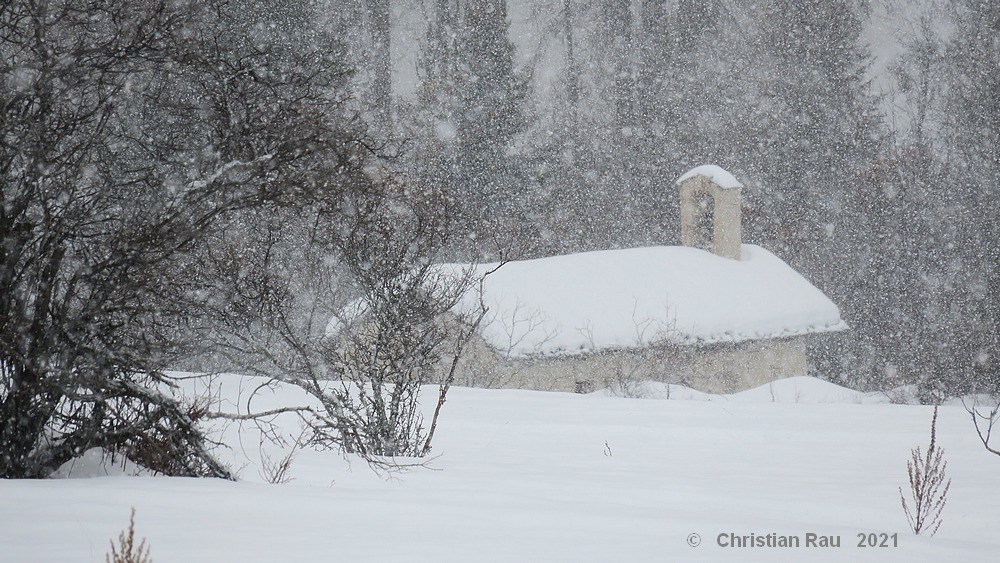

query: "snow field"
xmin=1 ymin=375 xmax=997 ymax=562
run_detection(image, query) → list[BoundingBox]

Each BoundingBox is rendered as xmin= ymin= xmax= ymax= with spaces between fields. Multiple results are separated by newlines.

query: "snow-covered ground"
xmin=2 ymin=375 xmax=997 ymax=562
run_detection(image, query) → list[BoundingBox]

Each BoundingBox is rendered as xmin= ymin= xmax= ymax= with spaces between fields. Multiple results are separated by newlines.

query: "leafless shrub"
xmin=603 ymin=355 xmax=649 ymax=399
xmin=421 ymin=268 xmax=498 ymax=455
xmin=963 ymin=397 xmax=1000 ymax=457
xmin=106 ymin=508 xmax=152 ymax=563
xmin=207 ymin=176 xmax=497 ymax=471
xmin=603 ymin=309 xmax=678 ymax=398
xmin=899 ymin=405 xmax=951 ymax=536
xmin=260 ymin=447 xmax=297 ymax=485
xmin=258 ymin=426 xmax=308 ymax=485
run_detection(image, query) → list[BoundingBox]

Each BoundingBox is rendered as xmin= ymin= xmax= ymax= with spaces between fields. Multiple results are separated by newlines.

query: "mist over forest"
xmin=335 ymin=0 xmax=998 ymax=396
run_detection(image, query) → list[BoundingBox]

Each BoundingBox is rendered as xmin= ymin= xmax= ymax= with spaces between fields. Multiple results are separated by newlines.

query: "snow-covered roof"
xmin=675 ymin=164 xmax=743 ymax=189
xmin=442 ymin=245 xmax=846 ymax=358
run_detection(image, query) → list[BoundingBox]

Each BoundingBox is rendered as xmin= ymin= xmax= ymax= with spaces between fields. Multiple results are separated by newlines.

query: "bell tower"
xmin=676 ymin=165 xmax=743 ymax=260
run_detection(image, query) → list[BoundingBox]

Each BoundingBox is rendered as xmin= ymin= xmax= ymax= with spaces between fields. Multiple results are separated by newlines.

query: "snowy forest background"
xmin=339 ymin=0 xmax=998 ymax=396
xmin=0 ymin=0 xmax=997 ymax=479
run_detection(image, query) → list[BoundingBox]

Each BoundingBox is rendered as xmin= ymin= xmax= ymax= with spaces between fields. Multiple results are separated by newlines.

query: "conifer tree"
xmin=405 ymin=0 xmax=528 ymax=257
xmin=942 ymin=0 xmax=999 ymax=392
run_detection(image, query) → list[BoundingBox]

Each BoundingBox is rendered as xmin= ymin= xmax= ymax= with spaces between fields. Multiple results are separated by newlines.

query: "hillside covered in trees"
xmin=340 ymin=0 xmax=998 ymax=397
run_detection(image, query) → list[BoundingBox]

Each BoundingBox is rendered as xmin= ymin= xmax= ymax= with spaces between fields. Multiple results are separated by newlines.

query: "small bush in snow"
xmin=899 ymin=405 xmax=951 ymax=536
xmin=106 ymin=508 xmax=152 ymax=563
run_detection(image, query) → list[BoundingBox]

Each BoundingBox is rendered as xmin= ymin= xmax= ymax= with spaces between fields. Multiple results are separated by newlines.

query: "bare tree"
xmin=964 ymin=398 xmax=1000 ymax=457
xmin=0 ymin=0 xmax=369 ymax=479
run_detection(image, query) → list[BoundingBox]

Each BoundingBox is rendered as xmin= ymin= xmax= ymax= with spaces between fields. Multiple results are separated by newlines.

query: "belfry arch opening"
xmin=676 ymin=165 xmax=743 ymax=260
